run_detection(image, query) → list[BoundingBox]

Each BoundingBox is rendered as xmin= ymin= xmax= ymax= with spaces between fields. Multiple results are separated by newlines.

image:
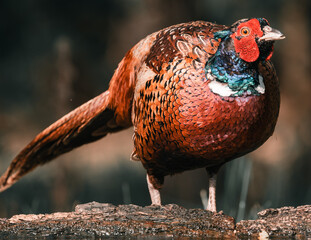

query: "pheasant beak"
xmin=259 ymin=26 xmax=285 ymax=41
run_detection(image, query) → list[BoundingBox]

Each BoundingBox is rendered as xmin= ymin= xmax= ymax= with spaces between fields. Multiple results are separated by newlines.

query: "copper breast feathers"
xmin=131 ymin=21 xmax=280 ymax=176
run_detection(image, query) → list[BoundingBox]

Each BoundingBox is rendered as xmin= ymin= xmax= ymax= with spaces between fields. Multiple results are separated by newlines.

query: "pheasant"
xmin=0 ymin=18 xmax=284 ymax=212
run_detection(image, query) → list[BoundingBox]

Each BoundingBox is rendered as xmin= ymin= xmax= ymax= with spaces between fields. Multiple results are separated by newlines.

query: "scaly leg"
xmin=206 ymin=171 xmax=217 ymax=212
xmin=146 ymin=174 xmax=161 ymax=205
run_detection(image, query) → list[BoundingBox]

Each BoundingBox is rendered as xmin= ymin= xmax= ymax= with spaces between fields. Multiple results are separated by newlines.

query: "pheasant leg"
xmin=206 ymin=172 xmax=217 ymax=212
xmin=146 ymin=174 xmax=161 ymax=205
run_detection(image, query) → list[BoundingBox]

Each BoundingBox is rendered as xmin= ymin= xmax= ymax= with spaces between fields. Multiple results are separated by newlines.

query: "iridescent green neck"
xmin=205 ymin=37 xmax=264 ymax=97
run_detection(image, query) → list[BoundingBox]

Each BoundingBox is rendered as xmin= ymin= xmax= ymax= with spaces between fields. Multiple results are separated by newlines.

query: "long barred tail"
xmin=0 ymin=90 xmax=125 ymax=192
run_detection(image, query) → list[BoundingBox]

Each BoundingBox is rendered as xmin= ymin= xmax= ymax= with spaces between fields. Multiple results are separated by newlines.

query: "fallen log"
xmin=0 ymin=202 xmax=310 ymax=239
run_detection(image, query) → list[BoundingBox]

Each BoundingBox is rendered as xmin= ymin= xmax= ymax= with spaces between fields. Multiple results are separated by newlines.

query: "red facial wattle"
xmin=231 ymin=19 xmax=264 ymax=63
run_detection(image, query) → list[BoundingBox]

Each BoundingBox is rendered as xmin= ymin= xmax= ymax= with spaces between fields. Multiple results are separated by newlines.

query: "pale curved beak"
xmin=259 ymin=25 xmax=285 ymax=41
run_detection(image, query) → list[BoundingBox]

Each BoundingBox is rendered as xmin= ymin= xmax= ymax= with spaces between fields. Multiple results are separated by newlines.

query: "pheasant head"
xmin=230 ymin=18 xmax=285 ymax=62
xmin=206 ymin=18 xmax=285 ymax=97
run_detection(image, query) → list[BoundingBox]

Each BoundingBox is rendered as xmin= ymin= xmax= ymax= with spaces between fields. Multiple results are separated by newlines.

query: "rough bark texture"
xmin=0 ymin=202 xmax=310 ymax=239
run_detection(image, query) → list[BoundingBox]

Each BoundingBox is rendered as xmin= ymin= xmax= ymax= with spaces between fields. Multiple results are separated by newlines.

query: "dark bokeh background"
xmin=0 ymin=0 xmax=310 ymax=220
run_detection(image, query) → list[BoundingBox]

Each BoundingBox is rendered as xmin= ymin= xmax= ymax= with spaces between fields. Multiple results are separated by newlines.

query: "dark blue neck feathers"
xmin=205 ymin=35 xmax=262 ymax=97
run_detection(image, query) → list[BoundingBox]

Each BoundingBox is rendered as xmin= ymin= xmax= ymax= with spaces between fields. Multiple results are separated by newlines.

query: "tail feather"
xmin=0 ymin=90 xmax=126 ymax=192
xmin=0 ymin=26 xmax=157 ymax=192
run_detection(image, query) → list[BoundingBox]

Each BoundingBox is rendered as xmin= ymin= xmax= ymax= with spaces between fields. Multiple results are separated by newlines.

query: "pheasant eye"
xmin=240 ymin=27 xmax=250 ymax=36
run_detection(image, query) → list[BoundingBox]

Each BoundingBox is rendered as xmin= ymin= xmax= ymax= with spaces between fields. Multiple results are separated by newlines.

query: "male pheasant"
xmin=0 ymin=18 xmax=284 ymax=212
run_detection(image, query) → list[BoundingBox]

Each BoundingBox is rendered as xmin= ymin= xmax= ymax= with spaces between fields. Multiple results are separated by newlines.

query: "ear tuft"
xmin=213 ymin=29 xmax=231 ymax=40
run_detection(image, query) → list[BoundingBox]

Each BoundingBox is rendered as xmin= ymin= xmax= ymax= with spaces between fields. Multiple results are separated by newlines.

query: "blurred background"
xmin=0 ymin=0 xmax=310 ymax=220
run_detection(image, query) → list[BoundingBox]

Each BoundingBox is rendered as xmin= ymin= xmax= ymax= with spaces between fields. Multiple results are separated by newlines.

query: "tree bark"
xmin=0 ymin=202 xmax=310 ymax=239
